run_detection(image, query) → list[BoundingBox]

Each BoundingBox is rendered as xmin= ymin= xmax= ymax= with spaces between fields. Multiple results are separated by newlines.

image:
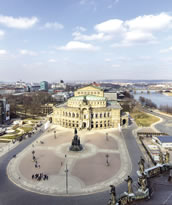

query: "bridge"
xmin=137 ymin=132 xmax=168 ymax=138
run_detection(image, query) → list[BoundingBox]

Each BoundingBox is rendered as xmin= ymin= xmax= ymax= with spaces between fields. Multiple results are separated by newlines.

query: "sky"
xmin=1 ymin=0 xmax=172 ymax=82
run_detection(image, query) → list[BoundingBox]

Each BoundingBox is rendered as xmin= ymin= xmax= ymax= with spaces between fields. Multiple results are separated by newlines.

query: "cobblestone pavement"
xmin=7 ymin=126 xmax=132 ymax=196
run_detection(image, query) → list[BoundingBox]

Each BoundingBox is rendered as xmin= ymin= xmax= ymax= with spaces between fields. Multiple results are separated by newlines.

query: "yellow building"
xmin=51 ymin=85 xmax=128 ymax=129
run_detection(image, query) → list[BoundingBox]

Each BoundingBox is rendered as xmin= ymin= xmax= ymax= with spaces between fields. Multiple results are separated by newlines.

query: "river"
xmin=133 ymin=90 xmax=172 ymax=107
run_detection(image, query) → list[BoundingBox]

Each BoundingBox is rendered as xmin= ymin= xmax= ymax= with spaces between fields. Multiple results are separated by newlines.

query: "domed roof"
xmin=69 ymin=95 xmax=106 ymax=101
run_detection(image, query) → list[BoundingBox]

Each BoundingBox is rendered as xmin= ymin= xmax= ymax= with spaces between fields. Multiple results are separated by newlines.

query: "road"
xmin=0 ymin=124 xmax=144 ymax=205
xmin=143 ymin=109 xmax=172 ymax=135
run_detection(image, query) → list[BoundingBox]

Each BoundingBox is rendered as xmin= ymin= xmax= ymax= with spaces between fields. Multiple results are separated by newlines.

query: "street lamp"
xmin=54 ymin=130 xmax=56 ymax=139
xmin=65 ymin=154 xmax=69 ymax=194
xmin=106 ymin=133 xmax=109 ymax=141
xmin=106 ymin=154 xmax=110 ymax=166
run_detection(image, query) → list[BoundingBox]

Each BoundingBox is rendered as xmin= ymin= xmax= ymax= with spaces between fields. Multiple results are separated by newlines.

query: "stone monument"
xmin=159 ymin=151 xmax=164 ymax=164
xmin=165 ymin=151 xmax=170 ymax=164
xmin=138 ymin=156 xmax=145 ymax=175
xmin=108 ymin=185 xmax=116 ymax=205
xmin=138 ymin=173 xmax=148 ymax=192
xmin=69 ymin=128 xmax=83 ymax=152
xmin=125 ymin=175 xmax=133 ymax=194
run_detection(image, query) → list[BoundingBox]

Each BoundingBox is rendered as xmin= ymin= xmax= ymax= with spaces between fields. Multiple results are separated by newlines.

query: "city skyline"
xmin=1 ymin=0 xmax=172 ymax=81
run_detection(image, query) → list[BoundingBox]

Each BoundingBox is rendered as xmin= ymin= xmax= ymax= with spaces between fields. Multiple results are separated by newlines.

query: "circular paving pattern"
xmin=7 ymin=125 xmax=131 ymax=195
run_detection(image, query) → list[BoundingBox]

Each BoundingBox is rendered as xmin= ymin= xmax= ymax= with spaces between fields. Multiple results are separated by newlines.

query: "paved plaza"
xmin=7 ymin=125 xmax=131 ymax=196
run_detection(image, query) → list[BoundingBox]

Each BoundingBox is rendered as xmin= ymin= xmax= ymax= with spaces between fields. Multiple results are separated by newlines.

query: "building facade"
xmin=51 ymin=85 xmax=128 ymax=130
xmin=0 ymin=98 xmax=10 ymax=124
xmin=40 ymin=81 xmax=48 ymax=91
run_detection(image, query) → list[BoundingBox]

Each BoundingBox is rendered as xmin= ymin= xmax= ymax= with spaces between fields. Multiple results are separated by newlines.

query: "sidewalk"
xmin=0 ymin=140 xmax=20 ymax=157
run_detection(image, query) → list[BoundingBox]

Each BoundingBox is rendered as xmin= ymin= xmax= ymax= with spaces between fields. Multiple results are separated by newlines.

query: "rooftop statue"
xmin=159 ymin=151 xmax=164 ymax=164
xmin=125 ymin=175 xmax=133 ymax=194
xmin=138 ymin=156 xmax=145 ymax=174
xmin=165 ymin=151 xmax=170 ymax=164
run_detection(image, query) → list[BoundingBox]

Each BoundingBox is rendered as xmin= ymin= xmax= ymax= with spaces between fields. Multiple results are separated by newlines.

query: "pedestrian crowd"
xmin=32 ymin=173 xmax=48 ymax=181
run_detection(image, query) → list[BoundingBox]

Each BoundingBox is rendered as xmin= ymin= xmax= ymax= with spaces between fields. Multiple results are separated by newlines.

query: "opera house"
xmin=51 ymin=85 xmax=128 ymax=130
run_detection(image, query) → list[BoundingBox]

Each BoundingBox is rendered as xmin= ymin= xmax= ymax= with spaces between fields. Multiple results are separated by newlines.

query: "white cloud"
xmin=138 ymin=56 xmax=152 ymax=60
xmin=43 ymin=22 xmax=64 ymax=30
xmin=0 ymin=15 xmax=38 ymax=29
xmin=79 ymin=0 xmax=87 ymax=5
xmin=95 ymin=19 xmax=124 ymax=33
xmin=116 ymin=56 xmax=132 ymax=62
xmin=57 ymin=41 xmax=99 ymax=51
xmin=112 ymin=64 xmax=120 ymax=68
xmin=105 ymin=58 xmax=111 ymax=62
xmin=108 ymin=0 xmax=120 ymax=9
xmin=19 ymin=49 xmax=37 ymax=56
xmin=75 ymin=26 xmax=87 ymax=32
xmin=0 ymin=49 xmax=7 ymax=55
xmin=0 ymin=30 xmax=5 ymax=39
xmin=123 ymin=31 xmax=155 ymax=43
xmin=160 ymin=46 xmax=172 ymax=53
xmin=72 ymin=31 xmax=111 ymax=41
xmin=48 ymin=59 xmax=56 ymax=63
xmin=76 ymin=12 xmax=172 ymax=47
xmin=125 ymin=13 xmax=172 ymax=32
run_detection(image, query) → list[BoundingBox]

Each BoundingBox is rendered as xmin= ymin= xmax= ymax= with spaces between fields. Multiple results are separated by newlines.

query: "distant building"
xmin=51 ymin=80 xmax=66 ymax=90
xmin=41 ymin=104 xmax=53 ymax=115
xmin=52 ymin=92 xmax=70 ymax=102
xmin=0 ymin=88 xmax=15 ymax=95
xmin=40 ymin=81 xmax=48 ymax=91
xmin=30 ymin=83 xmax=40 ymax=92
xmin=0 ymin=98 xmax=10 ymax=124
xmin=153 ymin=136 xmax=172 ymax=149
xmin=104 ymin=92 xmax=117 ymax=101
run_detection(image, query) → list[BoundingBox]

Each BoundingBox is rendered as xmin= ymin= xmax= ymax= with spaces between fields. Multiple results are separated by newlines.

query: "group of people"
xmin=32 ymin=173 xmax=48 ymax=181
xmin=32 ymin=155 xmax=40 ymax=168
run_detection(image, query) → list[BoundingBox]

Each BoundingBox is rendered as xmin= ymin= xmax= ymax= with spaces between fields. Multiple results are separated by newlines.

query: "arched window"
xmin=69 ymin=112 xmax=71 ymax=117
xmin=100 ymin=113 xmax=102 ymax=118
xmin=91 ymin=121 xmax=94 ymax=128
xmin=104 ymin=113 xmax=106 ymax=118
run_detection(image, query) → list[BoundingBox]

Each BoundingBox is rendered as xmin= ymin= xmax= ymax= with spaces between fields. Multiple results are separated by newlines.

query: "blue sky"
xmin=0 ymin=0 xmax=172 ymax=82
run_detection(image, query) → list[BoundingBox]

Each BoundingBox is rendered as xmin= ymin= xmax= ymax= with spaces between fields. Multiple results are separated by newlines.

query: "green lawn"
xmin=1 ymin=134 xmax=22 ymax=139
xmin=130 ymin=110 xmax=159 ymax=127
xmin=0 ymin=139 xmax=11 ymax=143
xmin=21 ymin=126 xmax=33 ymax=133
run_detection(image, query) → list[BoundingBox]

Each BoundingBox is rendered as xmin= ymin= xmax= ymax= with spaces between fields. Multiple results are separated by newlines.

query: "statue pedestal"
xmin=137 ymin=170 xmax=145 ymax=177
xmin=69 ymin=129 xmax=83 ymax=152
xmin=135 ymin=188 xmax=149 ymax=200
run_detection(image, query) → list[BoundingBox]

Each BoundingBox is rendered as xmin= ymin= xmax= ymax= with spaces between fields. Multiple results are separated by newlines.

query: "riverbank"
xmin=163 ymin=92 xmax=172 ymax=97
xmin=130 ymin=109 xmax=159 ymax=127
